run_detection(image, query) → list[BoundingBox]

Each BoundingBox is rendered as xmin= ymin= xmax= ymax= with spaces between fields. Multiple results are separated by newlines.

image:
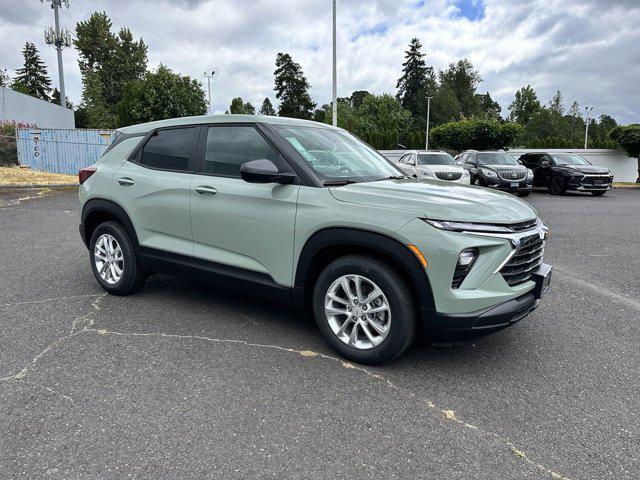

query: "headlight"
xmin=422 ymin=171 xmax=434 ymax=178
xmin=526 ymin=169 xmax=534 ymax=178
xmin=423 ymin=218 xmax=515 ymax=233
xmin=481 ymin=168 xmax=498 ymax=178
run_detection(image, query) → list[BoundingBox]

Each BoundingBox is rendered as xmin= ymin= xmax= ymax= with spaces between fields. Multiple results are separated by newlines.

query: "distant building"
xmin=1 ymin=86 xmax=74 ymax=129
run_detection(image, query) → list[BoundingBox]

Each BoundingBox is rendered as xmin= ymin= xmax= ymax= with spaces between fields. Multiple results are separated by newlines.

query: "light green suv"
xmin=79 ymin=114 xmax=552 ymax=364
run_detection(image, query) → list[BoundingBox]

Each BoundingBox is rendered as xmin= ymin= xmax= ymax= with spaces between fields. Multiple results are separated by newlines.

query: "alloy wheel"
xmin=324 ymin=274 xmax=391 ymax=350
xmin=94 ymin=233 xmax=124 ymax=285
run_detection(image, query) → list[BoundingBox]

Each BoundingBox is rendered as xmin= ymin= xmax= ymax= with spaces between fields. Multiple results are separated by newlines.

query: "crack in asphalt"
xmin=1 ymin=291 xmax=572 ymax=480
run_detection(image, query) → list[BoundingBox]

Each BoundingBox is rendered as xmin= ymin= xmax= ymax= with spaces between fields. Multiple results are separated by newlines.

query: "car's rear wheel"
xmin=89 ymin=221 xmax=146 ymax=295
xmin=549 ymin=176 xmax=565 ymax=195
xmin=591 ymin=190 xmax=607 ymax=196
xmin=313 ymin=255 xmax=417 ymax=364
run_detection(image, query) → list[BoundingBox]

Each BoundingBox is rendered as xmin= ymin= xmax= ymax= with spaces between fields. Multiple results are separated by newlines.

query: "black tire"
xmin=472 ymin=176 xmax=482 ymax=186
xmin=591 ymin=190 xmax=606 ymax=196
xmin=312 ymin=255 xmax=417 ymax=364
xmin=89 ymin=221 xmax=147 ymax=295
xmin=549 ymin=176 xmax=565 ymax=195
xmin=517 ymin=191 xmax=530 ymax=197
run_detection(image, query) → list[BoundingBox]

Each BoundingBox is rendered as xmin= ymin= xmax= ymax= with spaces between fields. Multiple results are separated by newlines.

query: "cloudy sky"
xmin=1 ymin=0 xmax=638 ymax=123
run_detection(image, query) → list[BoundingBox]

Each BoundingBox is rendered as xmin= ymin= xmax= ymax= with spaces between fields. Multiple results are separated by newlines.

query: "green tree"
xmin=259 ymin=97 xmax=276 ymax=115
xmin=476 ymin=92 xmax=501 ymax=120
xmin=229 ymin=97 xmax=246 ymax=114
xmin=75 ymin=11 xmax=148 ymax=127
xmin=10 ymin=42 xmax=52 ymax=101
xmin=243 ymin=101 xmax=255 ymax=115
xmin=115 ymin=64 xmax=206 ymax=127
xmin=353 ymin=94 xmax=412 ymax=148
xmin=430 ymin=119 xmax=522 ymax=151
xmin=274 ymin=52 xmax=316 ymax=119
xmin=0 ymin=68 xmax=10 ymax=87
xmin=396 ymin=38 xmax=435 ymax=118
xmin=439 ymin=59 xmax=482 ymax=118
xmin=610 ymin=124 xmax=640 ymax=182
xmin=567 ymin=101 xmax=581 ymax=143
xmin=430 ymin=84 xmax=461 ymax=125
xmin=350 ymin=90 xmax=371 ymax=109
xmin=549 ymin=90 xmax=564 ymax=115
xmin=51 ymin=88 xmax=73 ymax=108
xmin=508 ymin=85 xmax=541 ymax=125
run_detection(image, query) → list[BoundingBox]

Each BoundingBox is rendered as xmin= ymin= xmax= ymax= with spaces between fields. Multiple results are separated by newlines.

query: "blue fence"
xmin=16 ymin=128 xmax=114 ymax=174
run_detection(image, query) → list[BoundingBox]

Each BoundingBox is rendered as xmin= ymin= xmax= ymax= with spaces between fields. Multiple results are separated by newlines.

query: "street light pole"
xmin=332 ymin=0 xmax=337 ymax=126
xmin=425 ymin=96 xmax=433 ymax=150
xmin=204 ymin=71 xmax=215 ymax=114
xmin=42 ymin=0 xmax=71 ymax=108
xmin=584 ymin=106 xmax=593 ymax=149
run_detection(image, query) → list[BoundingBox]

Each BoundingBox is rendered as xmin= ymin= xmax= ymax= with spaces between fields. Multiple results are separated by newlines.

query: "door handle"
xmin=194 ymin=185 xmax=218 ymax=196
xmin=118 ymin=177 xmax=135 ymax=186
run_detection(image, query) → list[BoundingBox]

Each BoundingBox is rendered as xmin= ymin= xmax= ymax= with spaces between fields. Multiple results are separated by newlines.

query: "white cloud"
xmin=1 ymin=0 xmax=638 ymax=123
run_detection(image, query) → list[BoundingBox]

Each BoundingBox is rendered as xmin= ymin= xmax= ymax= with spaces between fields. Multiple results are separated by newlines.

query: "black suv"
xmin=459 ymin=150 xmax=533 ymax=197
xmin=519 ymin=152 xmax=614 ymax=196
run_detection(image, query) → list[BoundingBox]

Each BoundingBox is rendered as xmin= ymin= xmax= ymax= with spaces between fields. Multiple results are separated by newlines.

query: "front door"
xmin=189 ymin=124 xmax=299 ymax=287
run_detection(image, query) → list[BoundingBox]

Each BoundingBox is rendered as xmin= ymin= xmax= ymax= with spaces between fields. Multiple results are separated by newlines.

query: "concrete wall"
xmin=380 ymin=149 xmax=638 ymax=182
xmin=0 ymin=86 xmax=74 ymax=129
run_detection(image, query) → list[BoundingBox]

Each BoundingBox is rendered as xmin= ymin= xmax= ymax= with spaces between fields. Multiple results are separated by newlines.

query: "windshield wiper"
xmin=373 ymin=175 xmax=405 ymax=181
xmin=324 ymin=178 xmax=358 ymax=186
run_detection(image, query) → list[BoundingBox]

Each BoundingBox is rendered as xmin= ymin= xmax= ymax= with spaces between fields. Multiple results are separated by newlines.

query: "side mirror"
xmin=240 ymin=159 xmax=296 ymax=184
xmin=517 ymin=159 xmax=524 ymax=165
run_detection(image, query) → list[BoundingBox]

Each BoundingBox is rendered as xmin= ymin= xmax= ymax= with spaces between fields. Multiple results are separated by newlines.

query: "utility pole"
xmin=332 ymin=0 xmax=337 ymax=126
xmin=584 ymin=106 xmax=593 ymax=149
xmin=204 ymin=71 xmax=215 ymax=114
xmin=42 ymin=0 xmax=71 ymax=108
xmin=425 ymin=96 xmax=433 ymax=150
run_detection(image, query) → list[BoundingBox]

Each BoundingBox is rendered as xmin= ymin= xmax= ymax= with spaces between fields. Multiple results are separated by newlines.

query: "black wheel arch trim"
xmin=293 ymin=227 xmax=436 ymax=311
xmin=81 ymin=198 xmax=139 ymax=250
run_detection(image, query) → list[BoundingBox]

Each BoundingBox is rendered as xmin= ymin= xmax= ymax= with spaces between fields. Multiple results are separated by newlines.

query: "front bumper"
xmin=424 ymin=291 xmax=539 ymax=340
xmin=485 ymin=177 xmax=533 ymax=192
xmin=567 ymin=174 xmax=613 ymax=191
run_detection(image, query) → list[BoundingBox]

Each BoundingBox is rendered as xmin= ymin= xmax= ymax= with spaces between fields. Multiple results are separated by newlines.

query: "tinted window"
xmin=476 ymin=152 xmax=518 ymax=166
xmin=140 ymin=128 xmax=195 ymax=171
xmin=204 ymin=126 xmax=279 ymax=177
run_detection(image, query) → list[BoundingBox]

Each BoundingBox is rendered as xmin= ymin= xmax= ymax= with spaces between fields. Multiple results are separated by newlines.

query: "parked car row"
xmin=392 ymin=148 xmax=614 ymax=197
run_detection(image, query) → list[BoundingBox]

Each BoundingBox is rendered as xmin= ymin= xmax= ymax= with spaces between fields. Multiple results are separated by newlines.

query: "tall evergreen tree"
xmin=508 ymin=85 xmax=541 ymax=125
xmin=396 ymin=38 xmax=435 ymax=117
xmin=0 ymin=68 xmax=10 ymax=87
xmin=259 ymin=97 xmax=276 ymax=115
xmin=549 ymin=90 xmax=564 ymax=115
xmin=439 ymin=59 xmax=482 ymax=118
xmin=75 ymin=12 xmax=147 ymax=127
xmin=229 ymin=97 xmax=246 ymax=114
xmin=567 ymin=100 xmax=581 ymax=142
xmin=476 ymin=92 xmax=502 ymax=120
xmin=243 ymin=101 xmax=255 ymax=115
xmin=51 ymin=88 xmax=73 ymax=108
xmin=273 ymin=52 xmax=315 ymax=119
xmin=11 ymin=42 xmax=52 ymax=101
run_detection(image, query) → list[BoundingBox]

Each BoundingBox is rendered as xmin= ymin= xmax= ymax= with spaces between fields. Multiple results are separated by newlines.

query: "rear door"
xmin=115 ymin=126 xmax=197 ymax=258
xmin=189 ymin=124 xmax=299 ymax=287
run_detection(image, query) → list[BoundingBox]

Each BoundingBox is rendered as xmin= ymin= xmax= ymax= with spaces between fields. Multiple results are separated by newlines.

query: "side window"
xmin=204 ymin=126 xmax=280 ymax=177
xmin=466 ymin=154 xmax=476 ymax=165
xmin=140 ymin=128 xmax=195 ymax=171
xmin=409 ymin=154 xmax=417 ymax=165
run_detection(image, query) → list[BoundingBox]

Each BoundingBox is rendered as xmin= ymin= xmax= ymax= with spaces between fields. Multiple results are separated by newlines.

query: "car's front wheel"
xmin=313 ymin=255 xmax=417 ymax=364
xmin=89 ymin=221 xmax=147 ymax=295
xmin=549 ymin=176 xmax=566 ymax=195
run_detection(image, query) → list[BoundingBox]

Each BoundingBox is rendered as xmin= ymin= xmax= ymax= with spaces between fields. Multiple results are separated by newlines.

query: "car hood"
xmin=417 ymin=165 xmax=464 ymax=173
xmin=559 ymin=165 xmax=610 ymax=174
xmin=329 ymin=179 xmax=537 ymax=223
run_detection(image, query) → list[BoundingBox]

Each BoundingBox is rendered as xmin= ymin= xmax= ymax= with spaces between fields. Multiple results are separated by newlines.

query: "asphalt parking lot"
xmin=1 ymin=187 xmax=639 ymax=479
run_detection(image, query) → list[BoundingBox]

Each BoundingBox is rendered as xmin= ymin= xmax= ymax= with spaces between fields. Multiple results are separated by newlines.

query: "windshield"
xmin=477 ymin=152 xmax=518 ymax=166
xmin=551 ymin=153 xmax=591 ymax=166
xmin=275 ymin=125 xmax=403 ymax=183
xmin=417 ymin=153 xmax=456 ymax=166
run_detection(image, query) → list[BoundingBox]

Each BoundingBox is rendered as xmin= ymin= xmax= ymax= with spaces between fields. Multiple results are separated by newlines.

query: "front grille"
xmin=498 ymin=170 xmax=527 ymax=181
xmin=500 ymin=234 xmax=544 ymax=286
xmin=509 ymin=218 xmax=539 ymax=232
xmin=581 ymin=175 xmax=612 ymax=186
xmin=435 ymin=171 xmax=463 ymax=181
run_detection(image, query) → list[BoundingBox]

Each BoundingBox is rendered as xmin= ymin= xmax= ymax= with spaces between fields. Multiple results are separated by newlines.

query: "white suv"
xmin=396 ymin=150 xmax=470 ymax=184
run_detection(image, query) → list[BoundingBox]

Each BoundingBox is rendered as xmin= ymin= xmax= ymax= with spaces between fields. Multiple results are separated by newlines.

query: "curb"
xmin=0 ymin=184 xmax=79 ymax=189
